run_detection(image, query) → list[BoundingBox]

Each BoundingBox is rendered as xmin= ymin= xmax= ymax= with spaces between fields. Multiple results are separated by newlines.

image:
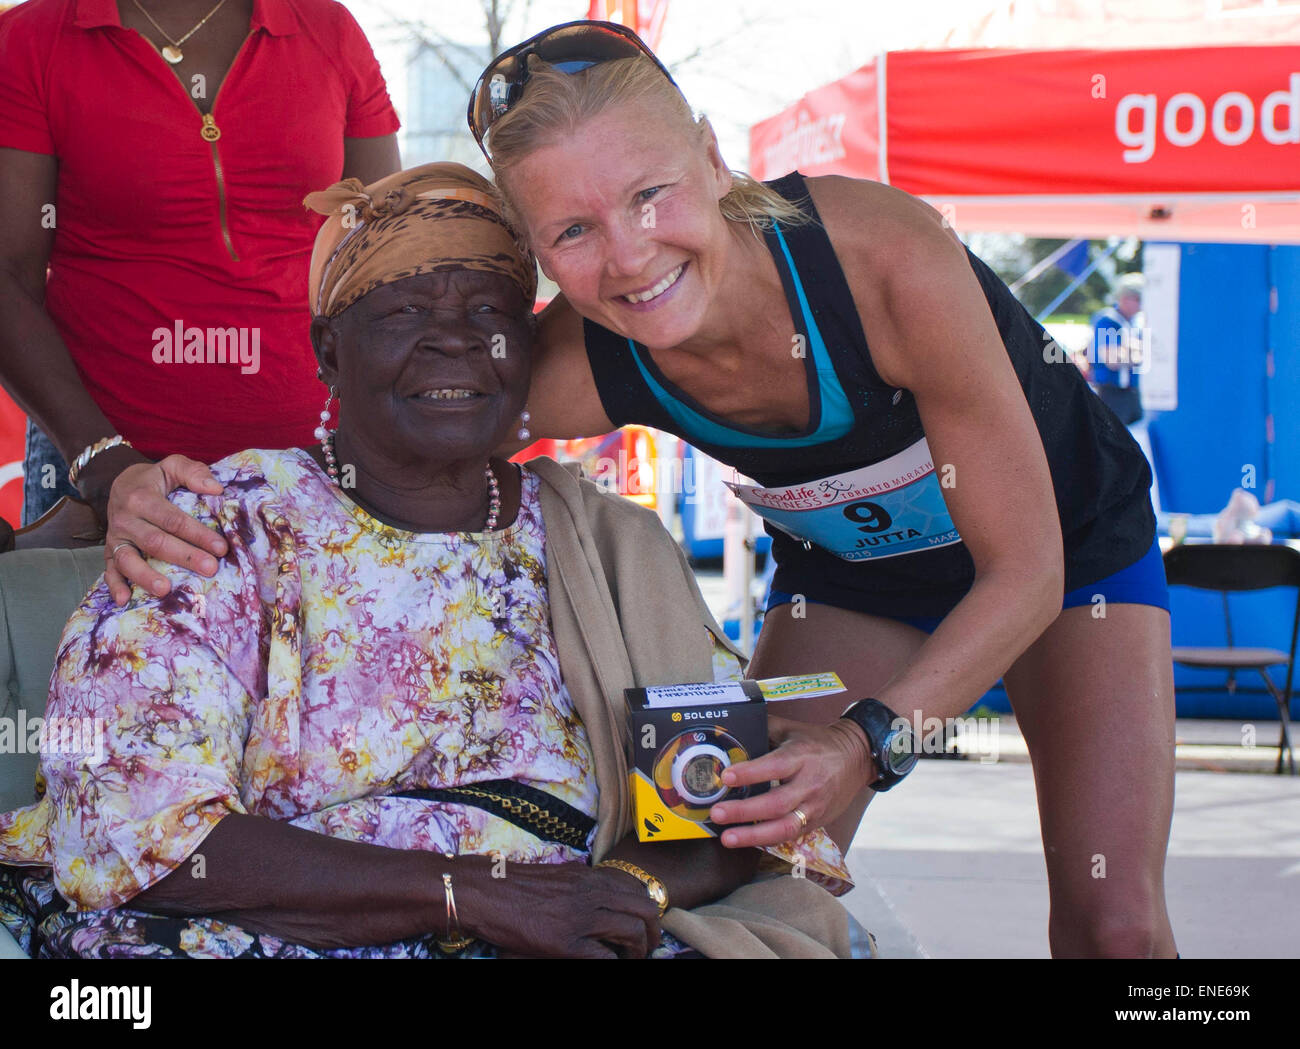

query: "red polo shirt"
xmin=0 ymin=0 xmax=400 ymax=461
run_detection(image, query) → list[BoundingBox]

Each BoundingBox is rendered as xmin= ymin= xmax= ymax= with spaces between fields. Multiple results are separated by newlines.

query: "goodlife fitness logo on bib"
xmin=1115 ymin=72 xmax=1299 ymax=163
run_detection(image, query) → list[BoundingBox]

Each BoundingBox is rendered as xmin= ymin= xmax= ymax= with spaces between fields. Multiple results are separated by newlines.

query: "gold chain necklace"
xmin=131 ymin=0 xmax=230 ymax=65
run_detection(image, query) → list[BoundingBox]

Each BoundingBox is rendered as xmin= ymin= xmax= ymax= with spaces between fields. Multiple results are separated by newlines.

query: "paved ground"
xmin=839 ymin=758 xmax=1300 ymax=958
xmin=692 ymin=565 xmax=1300 ymax=958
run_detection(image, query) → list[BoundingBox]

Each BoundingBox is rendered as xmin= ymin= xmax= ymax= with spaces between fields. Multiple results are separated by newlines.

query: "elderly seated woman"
xmin=0 ymin=163 xmax=857 ymax=959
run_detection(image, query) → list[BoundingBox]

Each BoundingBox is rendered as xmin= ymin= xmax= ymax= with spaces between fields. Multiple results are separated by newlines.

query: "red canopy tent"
xmin=749 ymin=45 xmax=1300 ymax=244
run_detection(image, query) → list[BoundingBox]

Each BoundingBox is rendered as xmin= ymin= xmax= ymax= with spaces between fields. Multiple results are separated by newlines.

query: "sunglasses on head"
xmin=468 ymin=20 xmax=679 ymax=162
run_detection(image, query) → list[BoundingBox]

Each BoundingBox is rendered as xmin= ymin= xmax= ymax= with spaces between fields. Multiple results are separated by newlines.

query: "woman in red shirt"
xmin=0 ymin=0 xmax=400 ymax=525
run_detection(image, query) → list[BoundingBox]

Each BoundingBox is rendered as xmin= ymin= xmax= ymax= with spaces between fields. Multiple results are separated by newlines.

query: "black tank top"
xmin=583 ymin=171 xmax=1155 ymax=617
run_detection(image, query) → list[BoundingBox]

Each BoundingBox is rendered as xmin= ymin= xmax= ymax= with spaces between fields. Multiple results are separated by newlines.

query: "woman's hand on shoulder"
xmin=103 ymin=455 xmax=228 ymax=606
xmin=461 ymin=858 xmax=661 ymax=959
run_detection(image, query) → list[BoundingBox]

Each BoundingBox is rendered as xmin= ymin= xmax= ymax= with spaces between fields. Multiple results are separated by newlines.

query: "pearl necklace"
xmin=320 ymin=432 xmax=501 ymax=532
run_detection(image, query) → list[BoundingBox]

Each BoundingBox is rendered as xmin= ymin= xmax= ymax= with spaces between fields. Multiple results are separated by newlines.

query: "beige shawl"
xmin=529 ymin=456 xmax=854 ymax=959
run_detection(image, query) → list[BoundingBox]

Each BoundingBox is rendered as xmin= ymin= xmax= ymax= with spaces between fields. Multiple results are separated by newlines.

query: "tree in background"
xmin=366 ymin=0 xmax=773 ymax=174
xmin=968 ymin=234 xmax=1143 ymax=319
xmin=362 ymin=0 xmax=540 ymax=169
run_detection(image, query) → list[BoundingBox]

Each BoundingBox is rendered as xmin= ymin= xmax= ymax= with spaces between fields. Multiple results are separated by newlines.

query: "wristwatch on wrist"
xmin=840 ymin=698 xmax=919 ymax=792
xmin=595 ymin=859 xmax=669 ymax=916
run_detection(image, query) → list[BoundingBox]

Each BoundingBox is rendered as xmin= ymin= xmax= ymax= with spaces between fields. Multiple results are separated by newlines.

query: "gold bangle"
xmin=436 ymin=870 xmax=474 ymax=954
xmin=595 ymin=858 xmax=669 ymax=917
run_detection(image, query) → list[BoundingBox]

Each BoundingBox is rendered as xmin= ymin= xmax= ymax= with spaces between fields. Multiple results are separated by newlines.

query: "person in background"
xmin=1090 ymin=273 xmax=1145 ymax=427
xmin=0 ymin=0 xmax=400 ymax=527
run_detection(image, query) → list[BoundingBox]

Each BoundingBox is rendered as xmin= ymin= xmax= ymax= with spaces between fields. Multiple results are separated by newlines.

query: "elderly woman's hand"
xmin=707 ymin=715 xmax=875 ymax=850
xmin=464 ymin=861 xmax=662 ymax=959
xmin=102 ymin=455 xmax=228 ymax=605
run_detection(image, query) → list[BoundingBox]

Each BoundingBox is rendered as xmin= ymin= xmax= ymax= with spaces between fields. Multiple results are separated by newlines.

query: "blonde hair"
xmin=485 ymin=56 xmax=813 ymax=240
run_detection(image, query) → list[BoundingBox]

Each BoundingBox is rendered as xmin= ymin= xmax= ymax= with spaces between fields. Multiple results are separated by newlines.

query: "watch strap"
xmin=840 ymin=697 xmax=916 ymax=792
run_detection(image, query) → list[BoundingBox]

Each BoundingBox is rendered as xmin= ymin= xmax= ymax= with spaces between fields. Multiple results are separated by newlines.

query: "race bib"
xmin=723 ymin=438 xmax=962 ymax=562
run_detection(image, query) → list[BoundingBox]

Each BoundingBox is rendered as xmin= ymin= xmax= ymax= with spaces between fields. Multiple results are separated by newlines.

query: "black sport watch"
xmin=840 ymin=698 xmax=918 ymax=792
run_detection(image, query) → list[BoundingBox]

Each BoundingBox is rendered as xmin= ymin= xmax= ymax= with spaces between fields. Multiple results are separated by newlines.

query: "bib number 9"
xmin=724 ymin=437 xmax=963 ymax=562
xmin=842 ymin=500 xmax=893 ymax=534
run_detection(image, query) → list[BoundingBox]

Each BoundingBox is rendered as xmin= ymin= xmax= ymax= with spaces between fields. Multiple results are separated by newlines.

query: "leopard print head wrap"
xmin=305 ymin=162 xmax=537 ymax=318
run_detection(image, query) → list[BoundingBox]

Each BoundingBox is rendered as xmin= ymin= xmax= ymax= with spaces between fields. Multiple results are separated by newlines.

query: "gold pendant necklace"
xmin=131 ymin=0 xmax=230 ymax=65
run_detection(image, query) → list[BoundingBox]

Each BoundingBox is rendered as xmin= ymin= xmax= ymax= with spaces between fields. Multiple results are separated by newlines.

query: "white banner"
xmin=1142 ymin=244 xmax=1181 ymax=412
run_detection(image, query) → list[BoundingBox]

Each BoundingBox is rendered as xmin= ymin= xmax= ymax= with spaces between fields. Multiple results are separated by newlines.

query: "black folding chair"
xmin=1163 ymin=543 xmax=1300 ymax=774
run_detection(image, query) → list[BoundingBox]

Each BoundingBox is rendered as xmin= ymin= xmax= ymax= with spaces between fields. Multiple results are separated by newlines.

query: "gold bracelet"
xmin=67 ymin=435 xmax=133 ymax=486
xmin=436 ymin=869 xmax=474 ymax=954
xmin=595 ymin=858 xmax=669 ymax=917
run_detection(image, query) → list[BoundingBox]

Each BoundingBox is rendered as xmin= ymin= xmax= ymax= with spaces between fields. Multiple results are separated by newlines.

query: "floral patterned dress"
xmin=0 ymin=448 xmax=851 ymax=958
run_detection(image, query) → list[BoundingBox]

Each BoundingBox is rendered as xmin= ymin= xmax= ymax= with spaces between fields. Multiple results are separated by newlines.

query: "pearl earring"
xmin=517 ymin=409 xmax=531 ymax=442
xmin=314 ymin=385 xmax=337 ymax=442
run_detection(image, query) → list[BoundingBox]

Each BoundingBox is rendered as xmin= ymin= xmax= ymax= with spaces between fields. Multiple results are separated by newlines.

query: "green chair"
xmin=0 ymin=547 xmax=106 ymax=958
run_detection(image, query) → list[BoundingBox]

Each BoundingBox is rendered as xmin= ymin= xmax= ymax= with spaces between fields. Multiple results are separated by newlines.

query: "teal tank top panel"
xmin=622 ymin=225 xmax=855 ymax=448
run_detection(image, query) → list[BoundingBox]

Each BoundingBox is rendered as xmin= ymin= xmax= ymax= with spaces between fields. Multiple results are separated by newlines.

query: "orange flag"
xmin=586 ymin=0 xmax=669 ymax=51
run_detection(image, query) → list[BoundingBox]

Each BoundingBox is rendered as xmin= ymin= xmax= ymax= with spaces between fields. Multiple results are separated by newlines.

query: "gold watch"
xmin=596 ymin=859 xmax=669 ymax=917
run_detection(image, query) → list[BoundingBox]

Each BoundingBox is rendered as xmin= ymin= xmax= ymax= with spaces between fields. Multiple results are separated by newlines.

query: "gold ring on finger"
xmin=792 ymin=808 xmax=809 ymax=832
xmin=110 ymin=541 xmax=138 ymax=559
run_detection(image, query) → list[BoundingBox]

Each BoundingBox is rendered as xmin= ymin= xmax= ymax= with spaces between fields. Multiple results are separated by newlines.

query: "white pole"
xmin=740 ymin=510 xmax=756 ymax=654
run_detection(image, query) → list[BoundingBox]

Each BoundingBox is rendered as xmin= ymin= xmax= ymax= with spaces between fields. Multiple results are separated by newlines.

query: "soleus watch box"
xmin=625 ymin=672 xmax=845 ymax=842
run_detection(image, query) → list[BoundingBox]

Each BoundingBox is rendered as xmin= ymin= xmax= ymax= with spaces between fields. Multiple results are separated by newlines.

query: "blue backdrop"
xmin=1148 ymin=243 xmax=1298 ymax=719
xmin=978 ymin=243 xmax=1299 ymax=720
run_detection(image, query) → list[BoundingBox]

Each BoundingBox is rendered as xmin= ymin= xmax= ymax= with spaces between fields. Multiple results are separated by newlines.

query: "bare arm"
xmin=497 ymin=295 xmax=617 ymax=457
xmin=341 ymin=133 xmax=400 ymax=184
xmin=132 ymin=812 xmax=460 ymax=949
xmin=717 ymin=179 xmax=1063 ymax=847
xmin=848 ymin=184 xmax=1064 ymax=723
xmin=0 ymin=147 xmax=153 ymax=520
xmin=131 ymin=812 xmax=738 ymax=957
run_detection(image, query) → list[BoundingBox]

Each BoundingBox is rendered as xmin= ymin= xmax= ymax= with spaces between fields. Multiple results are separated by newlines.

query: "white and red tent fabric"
xmin=749 ymin=45 xmax=1300 ymax=244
